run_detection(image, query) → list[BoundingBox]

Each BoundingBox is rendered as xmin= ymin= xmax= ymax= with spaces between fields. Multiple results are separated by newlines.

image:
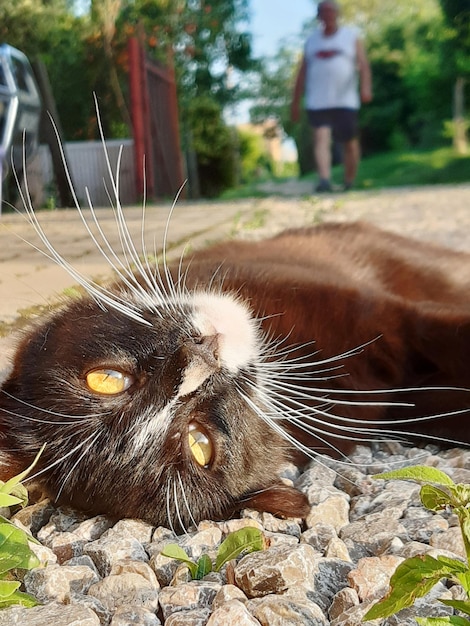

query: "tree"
xmin=249 ymin=47 xmax=314 ymax=175
xmin=438 ymin=0 xmax=470 ymax=152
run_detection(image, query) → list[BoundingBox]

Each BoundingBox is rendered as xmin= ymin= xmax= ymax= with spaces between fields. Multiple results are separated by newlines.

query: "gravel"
xmin=1 ymin=442 xmax=468 ymax=625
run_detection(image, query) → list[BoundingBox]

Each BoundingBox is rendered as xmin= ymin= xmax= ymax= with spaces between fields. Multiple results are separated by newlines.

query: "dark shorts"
xmin=307 ymin=108 xmax=359 ymax=142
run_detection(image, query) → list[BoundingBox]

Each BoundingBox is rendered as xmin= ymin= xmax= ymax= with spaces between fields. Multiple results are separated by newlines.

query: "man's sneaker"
xmin=343 ymin=181 xmax=354 ymax=191
xmin=315 ymin=179 xmax=332 ymax=193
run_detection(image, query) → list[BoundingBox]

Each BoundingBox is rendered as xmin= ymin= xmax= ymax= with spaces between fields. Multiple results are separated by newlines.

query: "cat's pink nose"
xmin=192 ymin=333 xmax=220 ymax=368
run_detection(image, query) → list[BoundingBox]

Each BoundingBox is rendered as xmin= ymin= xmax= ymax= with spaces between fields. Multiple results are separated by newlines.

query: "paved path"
xmin=0 ymin=182 xmax=469 ymax=367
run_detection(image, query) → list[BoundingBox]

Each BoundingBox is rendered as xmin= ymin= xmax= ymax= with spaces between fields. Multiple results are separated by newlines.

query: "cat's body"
xmin=0 ymin=218 xmax=469 ymax=528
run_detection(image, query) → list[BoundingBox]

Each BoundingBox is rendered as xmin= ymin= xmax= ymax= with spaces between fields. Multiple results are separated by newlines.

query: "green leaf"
xmin=0 ymin=494 xmax=23 ymax=509
xmin=0 ymin=580 xmax=20 ymax=599
xmin=456 ymin=571 xmax=470 ymax=593
xmin=0 ymin=589 xmax=38 ymax=608
xmin=435 ymin=554 xmax=468 ymax=573
xmin=214 ymin=527 xmax=265 ymax=572
xmin=420 ymin=485 xmax=452 ymax=511
xmin=451 ymin=485 xmax=470 ymax=507
xmin=160 ymin=543 xmax=198 ymax=578
xmin=373 ymin=466 xmax=455 ymax=487
xmin=440 ymin=598 xmax=470 ymax=616
xmin=415 ymin=617 xmax=470 ymax=625
xmin=0 ymin=444 xmax=46 ymax=497
xmin=195 ymin=554 xmax=212 ymax=580
xmin=0 ymin=523 xmax=40 ymax=575
xmin=363 ymin=554 xmax=458 ymax=620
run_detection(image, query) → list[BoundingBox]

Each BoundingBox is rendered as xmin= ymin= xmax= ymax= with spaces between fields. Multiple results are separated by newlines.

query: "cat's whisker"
xmin=165 ymin=478 xmax=177 ymax=535
xmin=247 ymin=375 xmax=470 ymax=435
xmin=25 ymin=430 xmax=100 ymax=483
xmin=78 ymin=187 xmax=165 ymax=317
xmin=56 ymin=432 xmax=101 ymax=499
xmin=173 ymin=475 xmax=189 ymax=535
xmin=235 ymin=384 xmax=350 ymax=460
xmin=0 ymin=389 xmax=109 ymax=420
xmin=160 ymin=183 xmax=188 ymax=312
xmin=177 ymin=470 xmax=198 ymax=531
xmin=0 ymin=407 xmax=90 ymax=426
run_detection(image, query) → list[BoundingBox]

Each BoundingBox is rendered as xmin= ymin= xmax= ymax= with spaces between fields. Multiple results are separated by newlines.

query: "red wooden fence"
xmin=128 ymin=38 xmax=184 ymax=200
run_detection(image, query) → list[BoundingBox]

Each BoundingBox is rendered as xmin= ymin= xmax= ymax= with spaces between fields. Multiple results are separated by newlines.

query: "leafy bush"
xmin=0 ymin=446 xmax=45 ymax=609
xmin=364 ymin=466 xmax=470 ymax=624
xmin=186 ymin=96 xmax=237 ymax=197
xmin=237 ymin=128 xmax=273 ymax=183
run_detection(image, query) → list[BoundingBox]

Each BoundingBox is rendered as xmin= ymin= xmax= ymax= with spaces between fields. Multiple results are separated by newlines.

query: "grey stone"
xmin=242 ymin=511 xmax=302 ymax=537
xmin=178 ymin=526 xmax=223 ymax=561
xmin=112 ymin=519 xmax=154 ymax=544
xmin=211 ymin=584 xmax=248 ymax=609
xmin=347 ymin=555 xmax=404 ymax=602
xmin=248 ymin=593 xmax=328 ymax=625
xmin=72 ymin=515 xmax=114 ymax=541
xmin=207 ymin=599 xmax=260 ymax=625
xmin=68 ymin=592 xmax=112 ymax=626
xmin=12 ymin=498 xmax=55 ymax=534
xmin=158 ymin=581 xmax=221 ymax=620
xmin=234 ymin=543 xmax=320 ymax=598
xmin=88 ymin=571 xmax=160 ymax=613
xmin=300 ymin=523 xmax=337 ymax=553
xmin=63 ymin=554 xmax=101 ymax=578
xmin=429 ymin=526 xmax=466 ymax=559
xmin=150 ymin=551 xmax=184 ymax=587
xmin=333 ymin=466 xmax=372 ymax=498
xmin=84 ymin=528 xmax=149 ymax=576
xmin=0 ymin=602 xmax=100 ymax=626
xmin=306 ymin=495 xmax=350 ymax=532
xmin=401 ymin=514 xmax=448 ymax=543
xmin=164 ymin=608 xmax=211 ymax=625
xmin=110 ymin=606 xmax=161 ymax=625
xmin=340 ymin=510 xmax=407 ymax=555
xmin=328 ymin=587 xmax=359 ymax=621
xmin=24 ymin=563 xmax=99 ymax=603
xmin=295 ymin=462 xmax=338 ymax=490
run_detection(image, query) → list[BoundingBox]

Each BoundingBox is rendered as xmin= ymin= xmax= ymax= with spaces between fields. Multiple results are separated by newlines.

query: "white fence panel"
xmin=21 ymin=139 xmax=137 ymax=209
xmin=65 ymin=139 xmax=136 ymax=206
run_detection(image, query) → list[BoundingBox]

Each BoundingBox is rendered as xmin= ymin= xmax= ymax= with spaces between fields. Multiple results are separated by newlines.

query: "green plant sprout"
xmin=363 ymin=465 xmax=470 ymax=625
xmin=161 ymin=527 xmax=266 ymax=580
xmin=0 ymin=445 xmax=45 ymax=609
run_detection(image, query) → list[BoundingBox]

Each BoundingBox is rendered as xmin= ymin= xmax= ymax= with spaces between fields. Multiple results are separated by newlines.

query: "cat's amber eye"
xmin=85 ymin=369 xmax=133 ymax=395
xmin=188 ymin=422 xmax=213 ymax=467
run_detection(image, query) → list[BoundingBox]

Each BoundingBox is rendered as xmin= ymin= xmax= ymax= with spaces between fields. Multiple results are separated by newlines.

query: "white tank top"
xmin=304 ymin=25 xmax=360 ymax=110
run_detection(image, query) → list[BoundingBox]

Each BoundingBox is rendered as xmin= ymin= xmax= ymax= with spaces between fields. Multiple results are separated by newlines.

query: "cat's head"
xmin=0 ymin=285 xmax=309 ymax=528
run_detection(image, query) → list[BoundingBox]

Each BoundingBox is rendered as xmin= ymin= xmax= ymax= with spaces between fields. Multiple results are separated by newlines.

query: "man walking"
xmin=291 ymin=1 xmax=372 ymax=192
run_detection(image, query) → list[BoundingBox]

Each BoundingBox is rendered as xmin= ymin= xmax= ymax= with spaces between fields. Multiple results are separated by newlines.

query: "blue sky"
xmin=249 ymin=0 xmax=316 ymax=57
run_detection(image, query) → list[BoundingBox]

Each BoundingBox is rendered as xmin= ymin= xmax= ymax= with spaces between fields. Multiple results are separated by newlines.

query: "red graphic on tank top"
xmin=316 ymin=49 xmax=342 ymax=59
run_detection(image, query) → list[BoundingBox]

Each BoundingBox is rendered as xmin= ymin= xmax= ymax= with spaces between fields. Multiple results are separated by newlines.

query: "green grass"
xmin=221 ymin=147 xmax=470 ymax=200
xmin=352 ymin=147 xmax=470 ymax=189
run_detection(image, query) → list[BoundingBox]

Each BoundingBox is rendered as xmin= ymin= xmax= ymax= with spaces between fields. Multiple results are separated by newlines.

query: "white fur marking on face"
xmin=189 ymin=292 xmax=260 ymax=373
xmin=178 ymin=360 xmax=215 ymax=397
xmin=132 ymin=402 xmax=174 ymax=452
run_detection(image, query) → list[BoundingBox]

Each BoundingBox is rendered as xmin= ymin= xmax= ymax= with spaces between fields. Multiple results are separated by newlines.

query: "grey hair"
xmin=317 ymin=1 xmax=340 ymax=14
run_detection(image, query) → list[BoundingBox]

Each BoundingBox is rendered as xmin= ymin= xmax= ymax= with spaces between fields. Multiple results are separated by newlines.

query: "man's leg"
xmin=343 ymin=137 xmax=360 ymax=187
xmin=313 ymin=126 xmax=332 ymax=190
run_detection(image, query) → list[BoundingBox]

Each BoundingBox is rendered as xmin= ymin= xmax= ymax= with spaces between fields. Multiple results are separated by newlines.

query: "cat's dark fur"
xmin=0 ymin=220 xmax=469 ymax=528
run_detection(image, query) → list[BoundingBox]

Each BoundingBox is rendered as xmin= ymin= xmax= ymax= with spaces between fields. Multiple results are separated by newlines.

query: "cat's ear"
xmin=236 ymin=482 xmax=310 ymax=519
